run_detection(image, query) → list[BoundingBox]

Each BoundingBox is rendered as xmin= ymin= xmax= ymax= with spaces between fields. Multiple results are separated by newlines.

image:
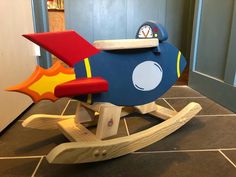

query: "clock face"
xmin=137 ymin=25 xmax=153 ymax=38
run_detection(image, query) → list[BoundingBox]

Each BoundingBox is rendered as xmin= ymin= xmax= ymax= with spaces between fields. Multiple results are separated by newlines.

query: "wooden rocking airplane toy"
xmin=7 ymin=21 xmax=202 ymax=164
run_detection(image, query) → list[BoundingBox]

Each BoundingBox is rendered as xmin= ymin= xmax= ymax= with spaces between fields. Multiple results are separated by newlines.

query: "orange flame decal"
xmin=6 ymin=61 xmax=75 ymax=102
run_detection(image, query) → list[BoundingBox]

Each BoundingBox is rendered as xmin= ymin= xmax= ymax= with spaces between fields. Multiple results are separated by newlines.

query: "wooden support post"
xmin=149 ymin=105 xmax=177 ymax=120
xmin=134 ymin=102 xmax=178 ymax=120
xmin=96 ymin=104 xmax=122 ymax=140
xmin=134 ymin=102 xmax=157 ymax=114
xmin=75 ymin=102 xmax=95 ymax=124
xmin=74 ymin=102 xmax=123 ymax=139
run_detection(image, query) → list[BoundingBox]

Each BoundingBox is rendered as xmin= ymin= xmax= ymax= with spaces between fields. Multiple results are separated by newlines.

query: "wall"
xmin=64 ymin=0 xmax=195 ymax=58
xmin=0 ymin=0 xmax=36 ymax=131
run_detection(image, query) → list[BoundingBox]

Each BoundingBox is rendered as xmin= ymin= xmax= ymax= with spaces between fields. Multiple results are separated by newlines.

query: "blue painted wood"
xmin=64 ymin=0 xmax=94 ymax=42
xmin=189 ymin=71 xmax=236 ymax=113
xmin=93 ymin=0 xmax=127 ymax=40
xmin=74 ymin=42 xmax=186 ymax=106
xmin=189 ymin=0 xmax=202 ymax=71
xmin=64 ymin=0 xmax=194 ymax=59
xmin=165 ymin=0 xmax=186 ymax=48
xmin=224 ymin=1 xmax=236 ymax=86
xmin=165 ymin=0 xmax=195 ymax=58
xmin=195 ymin=0 xmax=234 ymax=80
xmin=127 ymin=0 xmax=166 ymax=38
xmin=31 ymin=0 xmax=52 ymax=68
xmin=189 ymin=0 xmax=236 ymax=113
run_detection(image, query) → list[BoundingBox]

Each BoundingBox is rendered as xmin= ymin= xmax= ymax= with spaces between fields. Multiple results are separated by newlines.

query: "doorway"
xmin=47 ymin=0 xmax=67 ymax=66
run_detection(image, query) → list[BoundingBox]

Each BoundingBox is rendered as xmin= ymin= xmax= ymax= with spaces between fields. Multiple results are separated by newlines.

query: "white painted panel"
xmin=0 ymin=0 xmax=37 ymax=131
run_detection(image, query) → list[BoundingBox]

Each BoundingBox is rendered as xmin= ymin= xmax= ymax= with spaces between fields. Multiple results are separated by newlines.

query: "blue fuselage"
xmin=74 ymin=42 xmax=186 ymax=106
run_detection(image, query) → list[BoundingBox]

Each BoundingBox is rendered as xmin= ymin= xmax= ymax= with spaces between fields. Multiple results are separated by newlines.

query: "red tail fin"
xmin=23 ymin=31 xmax=100 ymax=67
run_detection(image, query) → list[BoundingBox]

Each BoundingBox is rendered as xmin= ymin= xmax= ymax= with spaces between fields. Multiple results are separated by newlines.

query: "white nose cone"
xmin=132 ymin=61 xmax=163 ymax=91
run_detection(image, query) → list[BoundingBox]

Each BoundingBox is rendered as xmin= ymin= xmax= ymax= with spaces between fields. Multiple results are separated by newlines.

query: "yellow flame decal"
xmin=7 ymin=61 xmax=75 ymax=102
xmin=29 ymin=73 xmax=75 ymax=96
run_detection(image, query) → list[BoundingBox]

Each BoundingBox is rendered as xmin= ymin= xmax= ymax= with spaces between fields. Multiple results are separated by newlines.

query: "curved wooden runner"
xmin=46 ymin=102 xmax=201 ymax=164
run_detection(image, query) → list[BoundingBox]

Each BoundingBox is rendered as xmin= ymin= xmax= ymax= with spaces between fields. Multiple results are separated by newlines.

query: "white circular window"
xmin=132 ymin=61 xmax=163 ymax=91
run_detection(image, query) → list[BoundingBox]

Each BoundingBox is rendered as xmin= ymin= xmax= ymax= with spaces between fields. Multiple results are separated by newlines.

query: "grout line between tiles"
xmin=195 ymin=114 xmax=236 ymax=117
xmin=162 ymin=98 xmax=176 ymax=112
xmin=0 ymin=155 xmax=44 ymax=160
xmin=162 ymin=96 xmax=206 ymax=100
xmin=31 ymin=156 xmax=44 ymax=177
xmin=123 ymin=118 xmax=130 ymax=136
xmin=220 ymin=148 xmax=236 ymax=151
xmin=132 ymin=149 xmax=218 ymax=154
xmin=132 ymin=148 xmax=236 ymax=154
xmin=60 ymin=99 xmax=72 ymax=115
xmin=218 ymin=150 xmax=236 ymax=168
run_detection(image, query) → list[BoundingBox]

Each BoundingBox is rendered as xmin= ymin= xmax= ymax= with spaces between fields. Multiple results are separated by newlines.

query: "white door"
xmin=0 ymin=0 xmax=37 ymax=131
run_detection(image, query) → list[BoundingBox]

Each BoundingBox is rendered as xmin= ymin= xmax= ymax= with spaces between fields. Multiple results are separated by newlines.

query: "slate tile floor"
xmin=0 ymin=86 xmax=236 ymax=177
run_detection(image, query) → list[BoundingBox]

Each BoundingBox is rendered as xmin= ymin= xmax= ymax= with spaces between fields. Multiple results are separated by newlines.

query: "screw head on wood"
xmin=102 ymin=150 xmax=107 ymax=156
xmin=93 ymin=149 xmax=100 ymax=157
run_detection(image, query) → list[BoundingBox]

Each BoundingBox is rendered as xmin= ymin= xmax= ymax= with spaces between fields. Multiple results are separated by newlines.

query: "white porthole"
xmin=132 ymin=61 xmax=163 ymax=91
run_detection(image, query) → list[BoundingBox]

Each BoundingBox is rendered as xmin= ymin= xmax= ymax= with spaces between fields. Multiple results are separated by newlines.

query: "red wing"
xmin=54 ymin=77 xmax=108 ymax=98
xmin=23 ymin=31 xmax=100 ymax=67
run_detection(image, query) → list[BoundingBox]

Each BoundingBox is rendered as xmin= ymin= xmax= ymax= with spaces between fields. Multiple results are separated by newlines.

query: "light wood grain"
xmin=47 ymin=102 xmax=202 ymax=164
xmin=22 ymin=114 xmax=75 ymax=129
xmin=58 ymin=118 xmax=99 ymax=142
xmin=134 ymin=102 xmax=157 ymax=114
xmin=149 ymin=105 xmax=178 ymax=120
xmin=75 ymin=102 xmax=95 ymax=124
xmin=80 ymin=102 xmax=115 ymax=112
xmin=93 ymin=39 xmax=159 ymax=50
xmin=121 ymin=102 xmax=177 ymax=119
xmin=48 ymin=11 xmax=65 ymax=32
xmin=96 ymin=105 xmax=122 ymax=139
xmin=120 ymin=107 xmax=135 ymax=117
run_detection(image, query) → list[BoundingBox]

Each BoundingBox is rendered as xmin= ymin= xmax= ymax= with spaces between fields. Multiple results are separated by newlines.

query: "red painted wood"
xmin=23 ymin=31 xmax=100 ymax=67
xmin=54 ymin=77 xmax=109 ymax=97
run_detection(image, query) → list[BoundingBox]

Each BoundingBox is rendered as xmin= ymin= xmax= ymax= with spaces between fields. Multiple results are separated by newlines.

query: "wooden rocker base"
xmin=22 ymin=102 xmax=202 ymax=164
